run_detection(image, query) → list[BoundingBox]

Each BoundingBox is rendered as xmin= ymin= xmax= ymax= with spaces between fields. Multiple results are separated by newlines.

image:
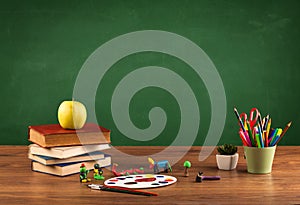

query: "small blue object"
xmin=148 ymin=158 xmax=172 ymax=174
xmin=270 ymin=135 xmax=280 ymax=147
xmin=258 ymin=126 xmax=264 ymax=148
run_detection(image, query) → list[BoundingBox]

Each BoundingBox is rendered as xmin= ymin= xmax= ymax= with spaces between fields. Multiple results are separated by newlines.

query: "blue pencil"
xmin=270 ymin=135 xmax=280 ymax=147
xmin=263 ymin=115 xmax=269 ymax=131
xmin=268 ymin=129 xmax=276 ymax=140
xmin=258 ymin=126 xmax=264 ymax=148
xmin=269 ymin=128 xmax=279 ymax=146
xmin=270 ymin=128 xmax=282 ymax=146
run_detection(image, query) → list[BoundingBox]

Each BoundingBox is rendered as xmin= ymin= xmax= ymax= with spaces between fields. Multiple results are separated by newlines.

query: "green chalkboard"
xmin=1 ymin=0 xmax=299 ymax=146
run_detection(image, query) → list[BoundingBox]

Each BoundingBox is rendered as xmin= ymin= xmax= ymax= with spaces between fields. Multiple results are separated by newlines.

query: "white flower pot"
xmin=216 ymin=153 xmax=239 ymax=170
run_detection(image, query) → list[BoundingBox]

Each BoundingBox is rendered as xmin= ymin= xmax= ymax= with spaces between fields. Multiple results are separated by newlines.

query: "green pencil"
xmin=246 ymin=121 xmax=255 ymax=146
xmin=269 ymin=128 xmax=279 ymax=146
xmin=255 ymin=133 xmax=261 ymax=148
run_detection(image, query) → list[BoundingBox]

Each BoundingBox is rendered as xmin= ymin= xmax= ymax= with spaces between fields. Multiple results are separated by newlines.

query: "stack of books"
xmin=28 ymin=123 xmax=111 ymax=176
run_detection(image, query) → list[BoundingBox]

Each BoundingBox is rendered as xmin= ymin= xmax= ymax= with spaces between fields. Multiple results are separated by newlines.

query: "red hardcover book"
xmin=28 ymin=123 xmax=111 ymax=148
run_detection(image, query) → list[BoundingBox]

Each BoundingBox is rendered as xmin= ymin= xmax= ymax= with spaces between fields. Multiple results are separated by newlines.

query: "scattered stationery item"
xmin=234 ymin=107 xmax=291 ymax=147
xmin=269 ymin=128 xmax=282 ymax=147
xmin=88 ymin=184 xmax=158 ymax=196
xmin=257 ymin=113 xmax=263 ymax=135
xmin=183 ymin=161 xmax=192 ymax=177
xmin=28 ymin=123 xmax=111 ymax=148
xmin=238 ymin=131 xmax=250 ymax=146
xmin=255 ymin=133 xmax=261 ymax=148
xmin=93 ymin=163 xmax=105 ymax=180
xmin=29 ymin=143 xmax=111 ymax=159
xmin=104 ymin=174 xmax=177 ymax=189
xmin=195 ymin=172 xmax=221 ymax=182
xmin=264 ymin=117 xmax=270 ymax=147
xmin=233 ymin=108 xmax=246 ymax=132
xmin=266 ymin=118 xmax=272 ymax=146
xmin=245 ymin=121 xmax=255 ymax=146
xmin=28 ymin=151 xmax=105 ymax=165
xmin=80 ymin=163 xmax=91 ymax=183
xmin=257 ymin=126 xmax=264 ymax=148
xmin=274 ymin=121 xmax=292 ymax=146
xmin=111 ymin=163 xmax=144 ymax=176
xmin=263 ymin=114 xmax=269 ymax=131
xmin=268 ymin=128 xmax=277 ymax=143
xmin=148 ymin=157 xmax=172 ymax=174
xmin=239 ymin=107 xmax=260 ymax=130
xmin=263 ymin=114 xmax=270 ymax=130
xmin=31 ymin=155 xmax=111 ymax=176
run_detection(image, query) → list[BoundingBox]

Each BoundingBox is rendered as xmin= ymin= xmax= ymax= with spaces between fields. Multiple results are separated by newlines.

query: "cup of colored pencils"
xmin=233 ymin=107 xmax=291 ymax=174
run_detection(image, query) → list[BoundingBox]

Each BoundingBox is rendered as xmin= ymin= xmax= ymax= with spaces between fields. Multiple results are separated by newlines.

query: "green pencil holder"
xmin=244 ymin=146 xmax=276 ymax=174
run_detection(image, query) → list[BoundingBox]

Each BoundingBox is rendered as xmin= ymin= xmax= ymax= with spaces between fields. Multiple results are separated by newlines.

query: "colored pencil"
xmin=234 ymin=108 xmax=291 ymax=148
xmin=269 ymin=128 xmax=280 ymax=146
xmin=234 ymin=107 xmax=246 ymax=132
xmin=263 ymin=115 xmax=269 ymax=131
xmin=274 ymin=121 xmax=292 ymax=146
xmin=102 ymin=186 xmax=158 ymax=196
xmin=255 ymin=133 xmax=261 ymax=148
xmin=262 ymin=118 xmax=266 ymax=131
xmin=239 ymin=131 xmax=249 ymax=146
xmin=257 ymin=114 xmax=263 ymax=133
xmin=263 ymin=131 xmax=268 ymax=147
xmin=258 ymin=126 xmax=264 ymax=148
xmin=265 ymin=118 xmax=272 ymax=146
xmin=246 ymin=121 xmax=255 ymax=146
xmin=244 ymin=131 xmax=252 ymax=147
xmin=270 ymin=135 xmax=279 ymax=147
xmin=271 ymin=128 xmax=282 ymax=146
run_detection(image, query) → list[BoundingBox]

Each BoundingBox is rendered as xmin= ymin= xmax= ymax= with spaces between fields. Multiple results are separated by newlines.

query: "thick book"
xmin=31 ymin=155 xmax=111 ymax=176
xmin=28 ymin=143 xmax=111 ymax=159
xmin=28 ymin=151 xmax=105 ymax=165
xmin=28 ymin=123 xmax=111 ymax=148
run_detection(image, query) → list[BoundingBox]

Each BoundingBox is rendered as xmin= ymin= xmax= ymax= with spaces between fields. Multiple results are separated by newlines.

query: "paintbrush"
xmin=88 ymin=184 xmax=158 ymax=196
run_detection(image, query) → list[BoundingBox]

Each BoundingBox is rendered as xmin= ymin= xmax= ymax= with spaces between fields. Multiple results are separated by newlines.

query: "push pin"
xmin=195 ymin=172 xmax=221 ymax=182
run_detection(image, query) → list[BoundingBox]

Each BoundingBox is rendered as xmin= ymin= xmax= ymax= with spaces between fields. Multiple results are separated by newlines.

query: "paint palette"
xmin=104 ymin=174 xmax=177 ymax=189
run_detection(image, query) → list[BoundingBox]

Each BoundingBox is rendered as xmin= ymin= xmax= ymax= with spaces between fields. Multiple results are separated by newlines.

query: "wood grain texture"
xmin=0 ymin=146 xmax=299 ymax=205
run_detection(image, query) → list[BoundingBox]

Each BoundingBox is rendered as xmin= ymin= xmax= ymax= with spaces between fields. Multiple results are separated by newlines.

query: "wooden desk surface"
xmin=0 ymin=146 xmax=299 ymax=205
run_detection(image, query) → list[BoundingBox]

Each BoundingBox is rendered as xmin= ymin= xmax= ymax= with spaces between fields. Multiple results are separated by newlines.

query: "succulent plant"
xmin=217 ymin=144 xmax=237 ymax=155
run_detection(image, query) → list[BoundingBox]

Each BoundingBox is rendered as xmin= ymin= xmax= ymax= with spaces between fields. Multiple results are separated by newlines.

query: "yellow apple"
xmin=57 ymin=100 xmax=87 ymax=129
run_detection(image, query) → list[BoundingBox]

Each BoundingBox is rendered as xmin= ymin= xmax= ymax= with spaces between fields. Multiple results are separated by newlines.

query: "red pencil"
xmin=102 ymin=185 xmax=158 ymax=196
xmin=239 ymin=131 xmax=249 ymax=146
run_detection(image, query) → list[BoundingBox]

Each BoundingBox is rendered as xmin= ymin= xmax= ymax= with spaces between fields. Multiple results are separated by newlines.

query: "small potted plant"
xmin=216 ymin=144 xmax=238 ymax=170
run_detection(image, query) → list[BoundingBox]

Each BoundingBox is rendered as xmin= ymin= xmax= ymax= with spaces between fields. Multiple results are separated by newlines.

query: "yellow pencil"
xmin=265 ymin=118 xmax=272 ymax=146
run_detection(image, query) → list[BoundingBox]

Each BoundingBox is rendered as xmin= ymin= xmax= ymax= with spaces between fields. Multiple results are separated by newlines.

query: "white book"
xmin=32 ymin=155 xmax=111 ymax=176
xmin=28 ymin=151 xmax=105 ymax=165
xmin=28 ymin=143 xmax=111 ymax=159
